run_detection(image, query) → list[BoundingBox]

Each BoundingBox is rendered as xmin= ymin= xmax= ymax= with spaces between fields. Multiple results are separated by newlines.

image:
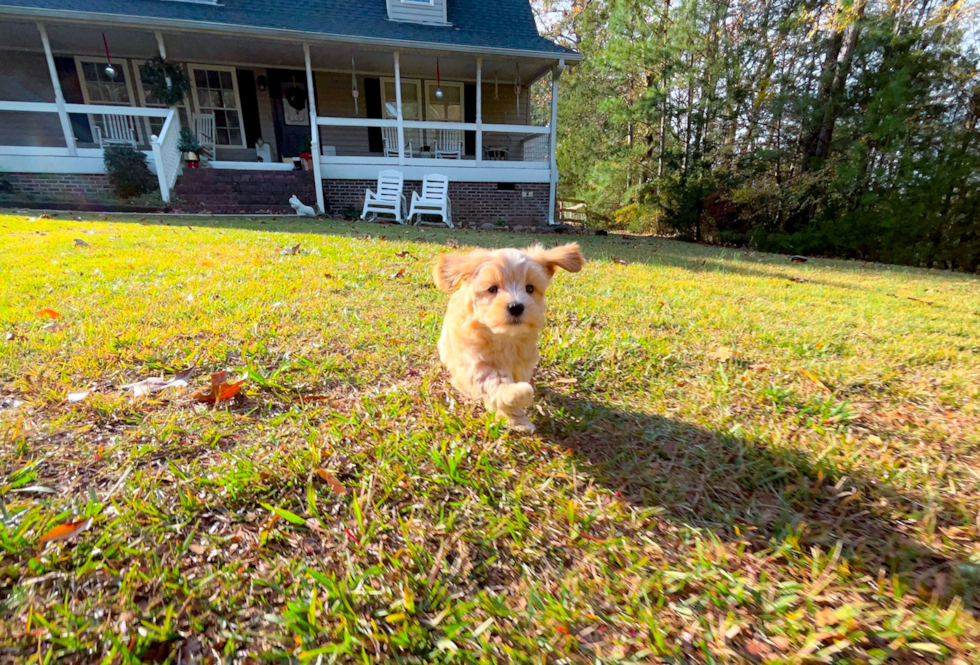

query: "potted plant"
xmin=177 ymin=126 xmax=201 ymax=169
xmin=299 ymin=135 xmax=313 ymax=171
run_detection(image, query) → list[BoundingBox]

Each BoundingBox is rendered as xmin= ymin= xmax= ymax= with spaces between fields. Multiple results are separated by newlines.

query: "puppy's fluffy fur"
xmin=434 ymin=243 xmax=585 ymax=432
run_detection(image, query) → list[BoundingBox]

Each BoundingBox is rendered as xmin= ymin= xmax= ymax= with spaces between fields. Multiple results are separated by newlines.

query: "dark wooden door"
xmin=267 ymin=69 xmax=315 ymax=159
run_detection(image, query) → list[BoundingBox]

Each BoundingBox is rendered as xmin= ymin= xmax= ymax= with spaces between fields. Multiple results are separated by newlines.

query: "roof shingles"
xmin=0 ymin=0 xmax=578 ymax=57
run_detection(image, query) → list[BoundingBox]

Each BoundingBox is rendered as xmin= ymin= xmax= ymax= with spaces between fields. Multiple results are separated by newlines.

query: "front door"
xmin=268 ymin=69 xmax=314 ymax=160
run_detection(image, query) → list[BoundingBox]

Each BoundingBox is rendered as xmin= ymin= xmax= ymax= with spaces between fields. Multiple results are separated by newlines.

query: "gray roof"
xmin=0 ymin=0 xmax=579 ymax=59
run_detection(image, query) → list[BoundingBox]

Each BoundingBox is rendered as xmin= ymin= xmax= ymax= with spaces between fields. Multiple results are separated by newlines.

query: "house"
xmin=0 ymin=0 xmax=580 ymax=224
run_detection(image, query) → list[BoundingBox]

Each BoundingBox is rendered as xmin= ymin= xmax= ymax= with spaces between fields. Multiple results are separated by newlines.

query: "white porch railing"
xmin=150 ymin=109 xmax=180 ymax=203
xmin=0 ymin=101 xmax=176 ymax=201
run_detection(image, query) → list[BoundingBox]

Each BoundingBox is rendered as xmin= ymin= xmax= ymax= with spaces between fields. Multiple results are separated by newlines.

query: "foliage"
xmin=143 ymin=56 xmax=191 ymax=107
xmin=1 ymin=214 xmax=979 ymax=660
xmin=102 ymin=144 xmax=154 ymax=199
xmin=540 ymin=0 xmax=980 ymax=270
xmin=177 ymin=125 xmax=201 ymax=154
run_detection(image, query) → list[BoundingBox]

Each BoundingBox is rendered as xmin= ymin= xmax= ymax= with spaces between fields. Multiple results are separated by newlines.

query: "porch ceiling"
xmin=0 ymin=19 xmax=556 ymax=84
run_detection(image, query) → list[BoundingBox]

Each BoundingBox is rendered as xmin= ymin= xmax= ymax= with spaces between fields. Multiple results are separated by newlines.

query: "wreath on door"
xmin=143 ymin=56 xmax=191 ymax=107
xmin=284 ymin=85 xmax=308 ymax=111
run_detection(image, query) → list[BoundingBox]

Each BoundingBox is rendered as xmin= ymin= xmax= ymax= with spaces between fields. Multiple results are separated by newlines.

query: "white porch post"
xmin=154 ymin=32 xmax=174 ymax=89
xmin=304 ymin=43 xmax=326 ymax=214
xmin=476 ymin=56 xmax=483 ymax=165
xmin=37 ymin=22 xmax=76 ymax=157
xmin=547 ymin=59 xmax=563 ymax=225
xmin=393 ymin=52 xmax=405 ymax=166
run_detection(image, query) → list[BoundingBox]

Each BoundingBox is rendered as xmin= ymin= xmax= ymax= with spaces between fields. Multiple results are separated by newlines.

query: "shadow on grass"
xmin=535 ymin=388 xmax=972 ymax=606
xmin=67 ymin=213 xmax=877 ymax=292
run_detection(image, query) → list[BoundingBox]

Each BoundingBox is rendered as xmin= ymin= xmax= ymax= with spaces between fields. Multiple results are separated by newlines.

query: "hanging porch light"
xmin=435 ymin=58 xmax=444 ymax=99
xmin=102 ymin=33 xmax=117 ymax=79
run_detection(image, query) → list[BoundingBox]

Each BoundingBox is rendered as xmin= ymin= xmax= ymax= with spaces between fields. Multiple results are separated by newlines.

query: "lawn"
xmin=1 ymin=212 xmax=979 ymax=664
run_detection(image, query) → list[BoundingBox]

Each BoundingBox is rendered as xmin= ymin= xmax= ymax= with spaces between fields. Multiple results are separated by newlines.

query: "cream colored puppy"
xmin=434 ymin=243 xmax=585 ymax=432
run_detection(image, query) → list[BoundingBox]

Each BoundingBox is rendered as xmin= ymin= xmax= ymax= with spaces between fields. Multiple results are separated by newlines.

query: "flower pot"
xmin=299 ymin=153 xmax=313 ymax=171
xmin=183 ymin=151 xmax=199 ymax=169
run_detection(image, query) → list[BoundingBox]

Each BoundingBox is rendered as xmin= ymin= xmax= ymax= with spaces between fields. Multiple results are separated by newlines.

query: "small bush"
xmin=177 ymin=126 xmax=201 ymax=154
xmin=104 ymin=145 xmax=155 ymax=199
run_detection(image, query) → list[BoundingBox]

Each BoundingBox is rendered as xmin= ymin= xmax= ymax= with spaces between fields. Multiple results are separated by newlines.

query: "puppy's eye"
xmin=526 ymin=284 xmax=535 ymax=294
xmin=487 ymin=285 xmax=498 ymax=294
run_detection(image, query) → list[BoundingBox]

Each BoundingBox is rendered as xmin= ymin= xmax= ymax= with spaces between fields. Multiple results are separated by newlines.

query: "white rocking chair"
xmin=361 ymin=169 xmax=408 ymax=224
xmin=95 ymin=114 xmax=138 ymax=148
xmin=409 ymin=174 xmax=453 ymax=228
xmin=194 ymin=112 xmax=216 ymax=162
xmin=382 ymin=126 xmax=413 ymax=158
xmin=434 ymin=130 xmax=463 ymax=160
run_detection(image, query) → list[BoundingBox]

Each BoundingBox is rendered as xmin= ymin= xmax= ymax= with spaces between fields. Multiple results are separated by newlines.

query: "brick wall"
xmin=0 ymin=173 xmax=114 ymax=202
xmin=173 ymin=169 xmax=318 ymax=214
xmin=327 ymin=180 xmax=552 ymax=226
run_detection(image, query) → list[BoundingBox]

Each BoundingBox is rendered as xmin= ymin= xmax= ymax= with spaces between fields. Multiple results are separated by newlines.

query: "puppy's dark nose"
xmin=508 ymin=302 xmax=525 ymax=317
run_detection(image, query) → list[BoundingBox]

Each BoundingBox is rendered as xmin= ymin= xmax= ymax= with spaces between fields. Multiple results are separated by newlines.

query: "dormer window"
xmin=386 ymin=0 xmax=448 ymax=25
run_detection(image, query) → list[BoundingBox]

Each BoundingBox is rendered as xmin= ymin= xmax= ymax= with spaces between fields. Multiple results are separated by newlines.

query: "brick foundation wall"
xmin=0 ymin=172 xmax=114 ymax=202
xmin=326 ymin=180 xmax=552 ymax=226
xmin=173 ymin=169 xmax=318 ymax=214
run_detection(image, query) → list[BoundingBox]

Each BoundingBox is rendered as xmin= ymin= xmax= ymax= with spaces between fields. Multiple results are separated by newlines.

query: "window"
xmin=189 ymin=65 xmax=245 ymax=147
xmin=74 ymin=57 xmax=141 ymax=144
xmin=425 ymin=81 xmax=463 ymax=121
xmin=381 ymin=77 xmax=422 ymax=147
xmin=133 ymin=59 xmax=190 ymax=139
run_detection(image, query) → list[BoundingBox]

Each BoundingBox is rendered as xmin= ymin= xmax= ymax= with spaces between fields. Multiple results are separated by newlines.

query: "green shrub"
xmin=103 ymin=145 xmax=155 ymax=199
xmin=177 ymin=126 xmax=201 ymax=154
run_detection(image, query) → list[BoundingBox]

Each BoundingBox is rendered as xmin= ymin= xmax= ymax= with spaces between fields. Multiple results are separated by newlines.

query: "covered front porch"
xmin=0 ymin=17 xmax=564 ymax=221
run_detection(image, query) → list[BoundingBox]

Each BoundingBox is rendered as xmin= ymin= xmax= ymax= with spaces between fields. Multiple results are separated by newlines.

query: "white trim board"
xmin=319 ymin=161 xmax=550 ymax=183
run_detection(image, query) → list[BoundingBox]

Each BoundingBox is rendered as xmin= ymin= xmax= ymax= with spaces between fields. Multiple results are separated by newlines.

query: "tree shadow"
xmin=534 ymin=387 xmax=973 ymax=607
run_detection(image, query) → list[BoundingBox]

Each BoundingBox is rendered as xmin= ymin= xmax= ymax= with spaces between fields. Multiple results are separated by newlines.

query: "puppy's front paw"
xmin=506 ymin=411 xmax=536 ymax=434
xmin=501 ymin=382 xmax=534 ymax=409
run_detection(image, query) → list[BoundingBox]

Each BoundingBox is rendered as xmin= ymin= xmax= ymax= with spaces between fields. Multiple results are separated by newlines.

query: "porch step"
xmin=173 ymin=168 xmax=320 ymax=215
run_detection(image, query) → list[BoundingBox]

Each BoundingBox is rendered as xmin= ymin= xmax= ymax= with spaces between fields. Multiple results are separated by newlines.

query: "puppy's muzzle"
xmin=507 ymin=302 xmax=525 ymax=319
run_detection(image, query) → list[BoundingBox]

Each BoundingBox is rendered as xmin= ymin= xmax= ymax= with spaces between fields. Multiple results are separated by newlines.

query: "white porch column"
xmin=476 ymin=57 xmax=483 ymax=165
xmin=153 ymin=32 xmax=174 ymax=90
xmin=37 ymin=22 xmax=76 ymax=157
xmin=393 ymin=52 xmax=405 ymax=166
xmin=304 ymin=43 xmax=326 ymax=214
xmin=547 ymin=59 xmax=563 ymax=225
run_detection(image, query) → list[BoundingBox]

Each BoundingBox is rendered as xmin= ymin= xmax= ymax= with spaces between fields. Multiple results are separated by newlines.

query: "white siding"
xmin=385 ymin=0 xmax=448 ymax=25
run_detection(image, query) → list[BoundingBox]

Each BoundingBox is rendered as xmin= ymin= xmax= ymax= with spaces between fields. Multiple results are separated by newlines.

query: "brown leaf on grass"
xmin=395 ymin=250 xmax=414 ymax=258
xmin=73 ymin=238 xmax=89 ymax=248
xmin=708 ymin=346 xmax=740 ymax=362
xmin=282 ymin=243 xmax=301 ymax=256
xmin=315 ymin=469 xmax=347 ymax=495
xmin=38 ymin=308 xmax=61 ymax=319
xmin=42 ymin=322 xmax=64 ymax=333
xmin=446 ymin=238 xmax=459 ymax=248
xmin=802 ymin=369 xmax=833 ymax=395
xmin=790 ymin=255 xmax=808 ymax=263
xmin=612 ymin=257 xmax=628 ymax=265
xmin=814 ymin=607 xmax=837 ymax=626
xmin=201 ymin=260 xmax=214 ymax=267
xmin=193 ymin=370 xmax=244 ymax=404
xmin=39 ymin=518 xmax=92 ymax=544
xmin=390 ymin=268 xmax=407 ymax=279
xmin=744 ymin=640 xmax=771 ymax=658
xmin=121 ymin=365 xmax=195 ymax=398
xmin=769 ymin=635 xmax=791 ymax=651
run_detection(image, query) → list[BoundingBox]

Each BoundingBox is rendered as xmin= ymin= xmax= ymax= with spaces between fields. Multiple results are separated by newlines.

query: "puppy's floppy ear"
xmin=433 ymin=250 xmax=490 ymax=293
xmin=526 ymin=243 xmax=585 ymax=276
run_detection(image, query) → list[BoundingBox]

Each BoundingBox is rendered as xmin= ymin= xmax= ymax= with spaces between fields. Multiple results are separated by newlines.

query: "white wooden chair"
xmin=95 ymin=114 xmax=138 ymax=148
xmin=194 ymin=112 xmax=216 ymax=162
xmin=434 ymin=130 xmax=463 ymax=159
xmin=382 ymin=126 xmax=413 ymax=158
xmin=361 ymin=169 xmax=408 ymax=224
xmin=408 ymin=174 xmax=453 ymax=228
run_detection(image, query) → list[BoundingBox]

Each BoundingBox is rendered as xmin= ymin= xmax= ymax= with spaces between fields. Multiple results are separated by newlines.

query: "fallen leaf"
xmin=193 ymin=370 xmax=244 ymax=404
xmin=612 ymin=257 xmax=628 ymax=265
xmin=390 ymin=268 xmax=407 ymax=279
xmin=790 ymin=255 xmax=808 ymax=263
xmin=39 ymin=518 xmax=92 ymax=544
xmin=201 ymin=260 xmax=214 ymax=267
xmin=708 ymin=346 xmax=739 ymax=362
xmin=73 ymin=238 xmax=89 ymax=247
xmin=744 ymin=640 xmax=771 ymax=657
xmin=42 ymin=322 xmax=64 ymax=333
xmin=749 ymin=362 xmax=769 ymax=370
xmin=802 ymin=369 xmax=833 ymax=394
xmin=121 ymin=365 xmax=195 ymax=398
xmin=38 ymin=308 xmax=61 ymax=319
xmin=67 ymin=391 xmax=89 ymax=403
xmin=770 ymin=635 xmax=791 ymax=651
xmin=446 ymin=238 xmax=459 ymax=248
xmin=315 ymin=469 xmax=347 ymax=495
xmin=395 ymin=250 xmax=414 ymax=258
xmin=282 ymin=243 xmax=301 ymax=255
xmin=814 ymin=607 xmax=837 ymax=626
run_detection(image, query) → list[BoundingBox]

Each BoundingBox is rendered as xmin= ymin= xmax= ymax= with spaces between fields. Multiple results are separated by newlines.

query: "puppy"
xmin=289 ymin=194 xmax=316 ymax=217
xmin=434 ymin=243 xmax=585 ymax=432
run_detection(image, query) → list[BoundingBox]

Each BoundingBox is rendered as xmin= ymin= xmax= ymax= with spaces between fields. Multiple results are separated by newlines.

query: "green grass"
xmin=1 ymin=212 xmax=979 ymax=664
